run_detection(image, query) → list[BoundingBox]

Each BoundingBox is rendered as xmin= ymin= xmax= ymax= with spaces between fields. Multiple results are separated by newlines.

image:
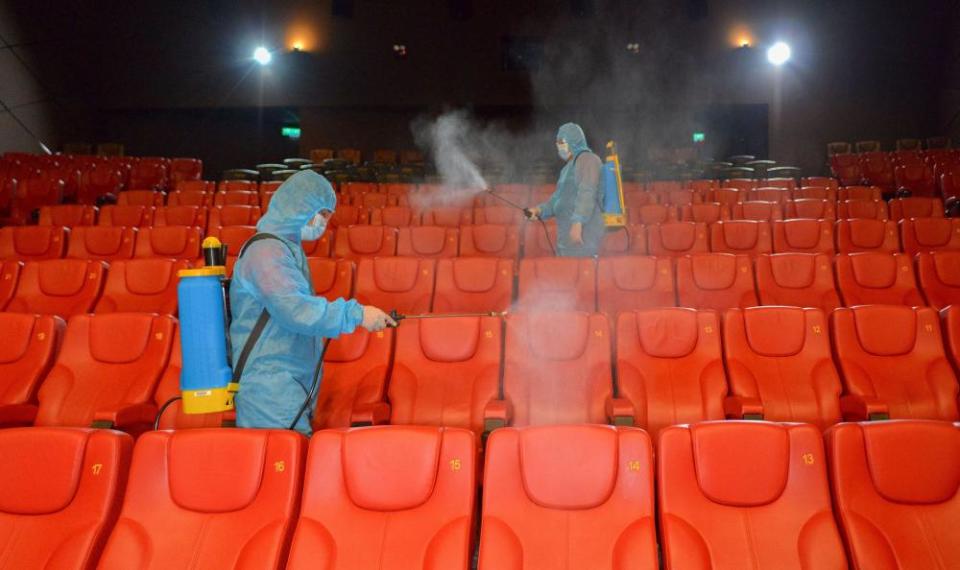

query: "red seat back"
xmin=835 ymin=252 xmax=924 ymax=306
xmin=354 ymin=257 xmax=435 ymax=314
xmin=397 ymin=226 xmax=458 ymax=258
xmin=597 ymin=256 xmax=674 ymax=316
xmin=676 ymin=253 xmax=758 ymax=310
xmin=6 ymin=259 xmax=106 ymax=318
xmin=65 ymin=226 xmax=137 ymax=261
xmin=95 ymin=258 xmax=189 ymax=315
xmin=754 ymin=253 xmax=841 ymax=312
xmin=517 ymin=257 xmax=596 ymax=312
xmin=433 ymin=257 xmax=513 ymax=313
xmin=314 ymin=328 xmax=393 ymax=429
xmin=772 ymin=219 xmax=834 ymax=254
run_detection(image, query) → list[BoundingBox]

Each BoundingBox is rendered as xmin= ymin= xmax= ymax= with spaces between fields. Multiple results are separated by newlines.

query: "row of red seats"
xmin=3 ymin=305 xmax=958 ymax=439
xmin=4 ymin=420 xmax=955 ymax=569
xmin=830 ymin=150 xmax=960 ymax=195
xmin=207 ymin=217 xmax=959 ymax=264
xmin=0 ymin=155 xmax=203 ymax=218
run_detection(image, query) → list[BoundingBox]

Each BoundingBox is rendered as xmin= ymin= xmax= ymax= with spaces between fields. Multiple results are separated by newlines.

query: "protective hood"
xmin=256 ymin=170 xmax=337 ymax=243
xmin=557 ymin=123 xmax=591 ymax=156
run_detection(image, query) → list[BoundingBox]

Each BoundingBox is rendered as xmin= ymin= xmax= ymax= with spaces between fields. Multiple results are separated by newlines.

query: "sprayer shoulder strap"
xmin=231 ymin=232 xmax=297 ymax=383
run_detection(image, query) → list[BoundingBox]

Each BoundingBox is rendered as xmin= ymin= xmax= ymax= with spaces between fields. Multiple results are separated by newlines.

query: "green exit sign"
xmin=692 ymin=132 xmax=705 ymax=143
xmin=282 ymin=126 xmax=301 ymax=139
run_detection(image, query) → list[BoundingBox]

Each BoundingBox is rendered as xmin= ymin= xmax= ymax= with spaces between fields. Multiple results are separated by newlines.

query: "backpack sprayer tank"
xmin=176 ymin=237 xmax=236 ymax=414
xmin=602 ymin=141 xmax=627 ymax=228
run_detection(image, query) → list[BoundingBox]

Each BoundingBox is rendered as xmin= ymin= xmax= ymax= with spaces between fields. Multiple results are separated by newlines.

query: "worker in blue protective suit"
xmin=229 ymin=170 xmax=395 ymax=435
xmin=527 ymin=123 xmax=605 ymax=257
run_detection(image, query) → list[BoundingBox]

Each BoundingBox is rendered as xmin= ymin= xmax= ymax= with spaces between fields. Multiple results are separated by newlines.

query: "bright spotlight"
xmin=253 ymin=46 xmax=272 ymax=65
xmin=767 ymin=42 xmax=791 ymax=66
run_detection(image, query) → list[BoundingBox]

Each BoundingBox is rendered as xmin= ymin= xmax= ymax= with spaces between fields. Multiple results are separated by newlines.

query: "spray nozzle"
xmin=388 ymin=310 xmax=405 ymax=327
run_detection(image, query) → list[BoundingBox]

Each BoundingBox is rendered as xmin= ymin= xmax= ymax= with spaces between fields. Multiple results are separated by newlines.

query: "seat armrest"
xmin=840 ymin=395 xmax=889 ymax=421
xmin=605 ymin=397 xmax=635 ymax=427
xmin=0 ymin=404 xmax=38 ymax=427
xmin=483 ymin=399 xmax=512 ymax=433
xmin=93 ymin=403 xmax=158 ymax=429
xmin=350 ymin=402 xmax=391 ymax=427
xmin=724 ymin=396 xmax=764 ymax=420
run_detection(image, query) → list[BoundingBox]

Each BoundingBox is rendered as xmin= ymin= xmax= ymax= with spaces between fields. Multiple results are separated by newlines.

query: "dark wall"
xmin=4 ymin=0 xmax=956 ymax=175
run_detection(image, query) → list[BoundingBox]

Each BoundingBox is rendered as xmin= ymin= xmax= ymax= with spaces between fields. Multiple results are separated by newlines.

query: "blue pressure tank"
xmin=177 ymin=238 xmax=235 ymax=414
xmin=602 ymin=141 xmax=626 ymax=228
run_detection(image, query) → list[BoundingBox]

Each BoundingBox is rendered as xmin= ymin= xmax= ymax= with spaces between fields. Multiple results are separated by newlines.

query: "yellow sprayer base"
xmin=182 ymin=382 xmax=239 ymax=414
xmin=604 ymin=213 xmax=626 ymax=228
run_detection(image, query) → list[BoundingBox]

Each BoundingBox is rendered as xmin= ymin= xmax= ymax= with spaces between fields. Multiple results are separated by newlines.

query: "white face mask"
xmin=557 ymin=140 xmax=572 ymax=161
xmin=300 ymin=212 xmax=327 ymax=241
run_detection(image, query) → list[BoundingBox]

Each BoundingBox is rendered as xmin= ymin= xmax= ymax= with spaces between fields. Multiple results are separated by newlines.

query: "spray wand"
xmin=483 ymin=188 xmax=557 ymax=256
xmin=389 ymin=310 xmax=507 ymax=326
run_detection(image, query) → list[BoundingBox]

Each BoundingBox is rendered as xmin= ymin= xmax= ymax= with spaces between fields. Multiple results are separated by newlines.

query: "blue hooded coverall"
xmin=230 ymin=170 xmax=363 ymax=435
xmin=536 ymin=123 xmax=605 ymax=257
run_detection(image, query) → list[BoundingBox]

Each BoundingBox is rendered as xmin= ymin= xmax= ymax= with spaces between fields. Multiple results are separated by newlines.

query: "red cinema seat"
xmin=217 ymin=180 xmax=255 ymax=193
xmin=0 ymin=314 xmax=63 ymax=427
xmin=517 ymin=257 xmax=596 ymax=312
xmin=801 ymin=176 xmax=840 ymax=190
xmin=98 ymin=205 xmax=155 ymax=227
xmin=793 ymin=186 xmax=837 ymax=202
xmin=166 ymin=191 xmax=211 ymax=207
xmin=721 ymin=178 xmax=757 ymax=192
xmin=434 ymin=257 xmax=513 ymax=313
xmin=38 ymin=204 xmax=97 ymax=227
xmin=833 ymin=163 xmax=865 ymax=187
xmin=286 ymin=426 xmax=475 ymax=570
xmin=169 ymin=158 xmax=202 ymax=184
xmin=679 ymin=202 xmax=729 ymax=224
xmin=825 ymin=421 xmax=960 ymax=570
xmin=0 ymin=259 xmax=21 ymax=310
xmin=835 ymin=219 xmax=900 ymax=253
xmin=772 ymin=219 xmax=834 ymax=254
xmin=709 ymin=188 xmax=745 ymax=207
xmin=301 ymin=234 xmax=332 ymax=258
xmin=154 ymin=205 xmax=207 ymax=227
xmin=731 ymin=201 xmax=782 ymax=222
xmin=746 ymin=188 xmax=790 ymax=204
xmin=647 ymin=180 xmax=684 ymax=195
xmin=900 ymin=217 xmax=960 ymax=256
xmin=354 ymin=257 xmax=435 ymax=314
xmin=783 ymin=198 xmax=835 ymax=220
xmin=65 ymin=225 xmax=137 ymax=261
xmin=861 ymin=158 xmax=896 ymax=191
xmin=709 ymin=220 xmax=772 ymax=256
xmin=660 ymin=188 xmax=699 ymax=206
xmin=369 ymin=205 xmax=413 ymax=227
xmin=133 ymin=225 xmax=202 ymax=260
xmin=333 ymin=225 xmax=398 ymax=260
xmin=648 ymin=222 xmax=709 ymax=258
xmin=839 ymin=185 xmax=882 ymax=201
xmin=7 ymin=178 xmax=64 ymax=224
xmin=474 ymin=205 xmax=524 ymax=225
xmin=919 ymin=251 xmax=960 ymax=309
xmin=97 ymin=429 xmax=305 ymax=570
xmin=597 ymin=256 xmax=674 ymax=316
xmin=354 ymin=192 xmax=395 ymax=209
xmin=116 ymin=190 xmax=163 ymax=207
xmin=313 ymin=328 xmax=393 ymax=429
xmin=762 ymin=178 xmax=797 ymax=191
xmin=479 ymin=425 xmax=657 ymax=570
xmin=342 ymin=182 xmax=377 ymax=197
xmin=522 ymin=221 xmax=559 ymax=258
xmin=0 ymin=226 xmax=68 ymax=260
xmin=615 ymin=308 xmax=726 ymax=437
xmin=723 ymin=307 xmax=842 ymax=428
xmin=213 ymin=190 xmax=259 ymax=207
xmin=838 ymin=199 xmax=888 ymax=221
xmin=6 ymin=259 xmax=105 ymax=318
xmin=420 ymin=207 xmax=470 ymax=228
xmin=128 ymin=161 xmax=168 ymax=190
xmin=0 ymin=428 xmax=132 ymax=568
xmin=78 ymin=166 xmax=122 ymax=204
xmin=599 ymin=224 xmax=647 ymax=256
xmin=831 ymin=305 xmax=959 ymax=420
xmin=755 ymin=253 xmax=841 ymax=312
xmin=35 ymin=313 xmax=176 ymax=429
xmin=459 ymin=224 xmax=520 ymax=258
xmin=330 ymin=204 xmax=370 ymax=228
xmin=685 ymin=179 xmax=719 ymax=194
xmin=390 ymin=316 xmax=502 ymax=435
xmin=835 ymin=252 xmax=924 ymax=306
xmin=889 ymin=197 xmax=944 ymax=221
xmin=895 ymin=162 xmax=937 ymax=196
xmin=623 ymin=191 xmax=655 ymax=209
xmin=397 ymin=226 xmax=458 ymax=258
xmin=94 ymin=258 xmax=189 ymax=315
xmin=307 ymin=258 xmax=354 ymax=301
xmin=658 ymin=422 xmax=848 ymax=569
xmin=629 ymin=204 xmax=675 ymax=225
xmin=503 ymin=312 xmax=613 ymax=426
xmin=207 ymin=205 xmax=262 ymax=231
xmin=676 ymin=253 xmax=758 ymax=311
